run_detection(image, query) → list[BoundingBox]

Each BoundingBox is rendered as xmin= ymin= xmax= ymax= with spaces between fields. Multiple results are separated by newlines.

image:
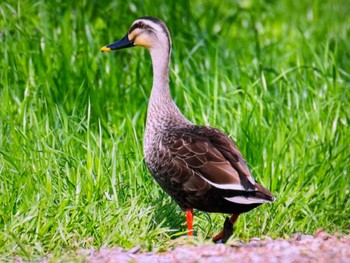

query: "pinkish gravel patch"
xmin=82 ymin=230 xmax=350 ymax=263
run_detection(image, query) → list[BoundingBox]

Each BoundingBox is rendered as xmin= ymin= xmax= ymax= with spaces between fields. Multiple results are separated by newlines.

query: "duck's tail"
xmin=255 ymin=182 xmax=275 ymax=202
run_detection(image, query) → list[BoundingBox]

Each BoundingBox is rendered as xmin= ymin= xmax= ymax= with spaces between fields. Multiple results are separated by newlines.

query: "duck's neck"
xmin=149 ymin=47 xmax=172 ymax=104
xmin=144 ymin=46 xmax=190 ymax=142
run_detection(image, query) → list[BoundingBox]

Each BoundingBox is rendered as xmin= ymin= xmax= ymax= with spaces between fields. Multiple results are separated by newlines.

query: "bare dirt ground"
xmin=81 ymin=229 xmax=350 ymax=263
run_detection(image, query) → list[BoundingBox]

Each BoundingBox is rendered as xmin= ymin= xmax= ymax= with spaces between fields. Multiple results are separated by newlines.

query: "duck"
xmin=101 ymin=16 xmax=274 ymax=243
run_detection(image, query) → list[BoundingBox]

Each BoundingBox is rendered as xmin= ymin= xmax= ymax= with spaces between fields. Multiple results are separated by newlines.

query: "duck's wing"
xmin=163 ymin=125 xmax=274 ymax=203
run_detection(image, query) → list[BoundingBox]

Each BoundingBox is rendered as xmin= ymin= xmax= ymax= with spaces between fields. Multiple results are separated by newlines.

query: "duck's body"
xmin=145 ymin=124 xmax=273 ymax=213
xmin=101 ymin=17 xmax=274 ymax=243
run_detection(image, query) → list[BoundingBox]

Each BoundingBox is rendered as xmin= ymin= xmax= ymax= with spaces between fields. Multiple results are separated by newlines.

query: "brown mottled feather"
xmin=145 ymin=125 xmax=274 ymax=213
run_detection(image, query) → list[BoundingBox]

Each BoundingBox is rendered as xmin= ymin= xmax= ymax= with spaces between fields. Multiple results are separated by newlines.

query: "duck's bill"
xmin=101 ymin=34 xmax=134 ymax=52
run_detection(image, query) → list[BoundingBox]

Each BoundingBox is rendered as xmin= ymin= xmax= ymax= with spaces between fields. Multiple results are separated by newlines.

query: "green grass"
xmin=1 ymin=0 xmax=349 ymax=260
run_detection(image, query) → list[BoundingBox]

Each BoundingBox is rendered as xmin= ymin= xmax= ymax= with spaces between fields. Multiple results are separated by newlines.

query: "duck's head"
xmin=101 ymin=17 xmax=171 ymax=53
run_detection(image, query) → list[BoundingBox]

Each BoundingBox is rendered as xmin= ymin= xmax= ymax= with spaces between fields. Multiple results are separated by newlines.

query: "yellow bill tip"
xmin=100 ymin=46 xmax=111 ymax=52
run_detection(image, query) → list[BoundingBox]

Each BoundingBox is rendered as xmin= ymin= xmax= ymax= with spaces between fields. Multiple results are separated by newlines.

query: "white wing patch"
xmin=198 ymin=174 xmax=255 ymax=191
xmin=224 ymin=196 xmax=272 ymax=205
xmin=247 ymin=174 xmax=256 ymax=185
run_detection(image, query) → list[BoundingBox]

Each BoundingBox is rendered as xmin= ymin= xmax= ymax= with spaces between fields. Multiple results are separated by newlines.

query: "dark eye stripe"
xmin=129 ymin=22 xmax=152 ymax=34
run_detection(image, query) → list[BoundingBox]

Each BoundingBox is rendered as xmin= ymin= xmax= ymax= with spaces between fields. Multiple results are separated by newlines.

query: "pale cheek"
xmin=128 ymin=31 xmax=137 ymax=41
xmin=134 ymin=37 xmax=151 ymax=48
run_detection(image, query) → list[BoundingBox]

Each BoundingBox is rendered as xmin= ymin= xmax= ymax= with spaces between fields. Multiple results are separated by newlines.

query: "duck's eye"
xmin=129 ymin=21 xmax=149 ymax=34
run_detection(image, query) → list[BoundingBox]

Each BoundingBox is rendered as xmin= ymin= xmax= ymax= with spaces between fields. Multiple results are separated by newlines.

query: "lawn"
xmin=0 ymin=0 xmax=349 ymax=260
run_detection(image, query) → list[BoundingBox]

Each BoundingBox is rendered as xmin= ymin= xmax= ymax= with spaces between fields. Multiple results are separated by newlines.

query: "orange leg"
xmin=212 ymin=213 xmax=240 ymax=243
xmin=185 ymin=209 xmax=194 ymax=236
xmin=229 ymin=213 xmax=240 ymax=224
